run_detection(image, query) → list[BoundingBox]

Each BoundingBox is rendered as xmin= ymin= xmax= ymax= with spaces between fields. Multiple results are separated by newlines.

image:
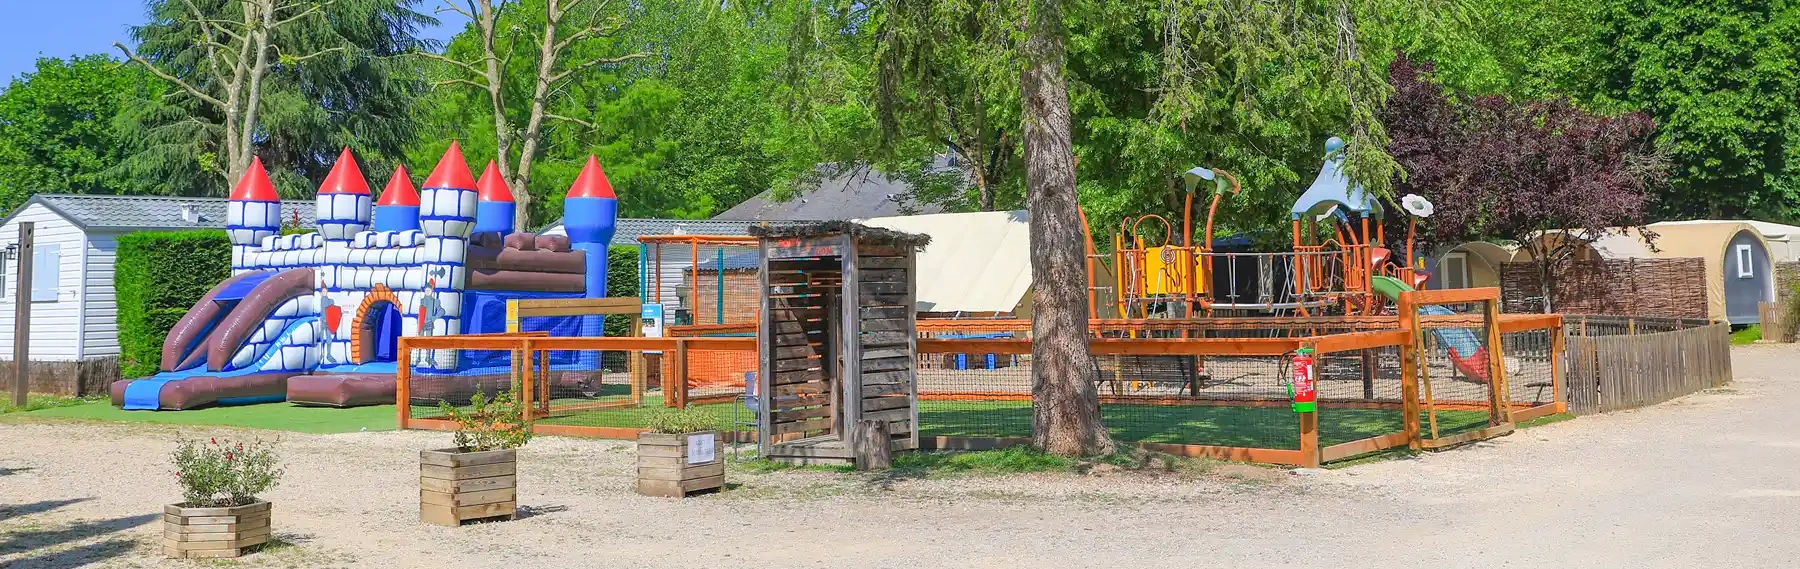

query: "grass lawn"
xmin=11 ymin=401 xmax=398 ymax=434
xmin=1731 ymin=325 xmax=1762 ymax=345
xmin=8 ymin=395 xmax=1495 ymax=448
xmin=1 ymin=394 xmax=103 ymax=414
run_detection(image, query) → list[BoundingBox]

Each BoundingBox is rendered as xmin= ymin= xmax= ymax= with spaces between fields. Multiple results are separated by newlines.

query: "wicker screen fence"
xmin=1499 ymin=258 xmax=1708 ymax=319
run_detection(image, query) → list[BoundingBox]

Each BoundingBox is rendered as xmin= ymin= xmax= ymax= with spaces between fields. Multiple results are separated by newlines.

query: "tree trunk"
xmin=1020 ymin=0 xmax=1111 ymax=458
xmin=236 ymin=0 xmax=276 ymax=183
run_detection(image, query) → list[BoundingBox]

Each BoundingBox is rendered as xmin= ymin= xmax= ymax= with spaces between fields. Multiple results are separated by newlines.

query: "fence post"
xmin=1551 ymin=318 xmax=1567 ymax=414
xmin=1398 ymin=291 xmax=1422 ymax=449
xmin=1484 ymin=297 xmax=1513 ymax=425
xmin=396 ymin=337 xmax=411 ymax=430
xmin=673 ymin=339 xmax=690 ymax=409
xmin=519 ymin=339 xmax=535 ymax=425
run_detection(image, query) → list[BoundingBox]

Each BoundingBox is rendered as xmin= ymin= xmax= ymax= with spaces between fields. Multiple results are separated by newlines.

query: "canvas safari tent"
xmin=1426 ymin=241 xmax=1516 ymax=290
xmin=860 ymin=211 xmax=1034 ymax=317
xmin=1513 ymin=221 xmax=1775 ymax=324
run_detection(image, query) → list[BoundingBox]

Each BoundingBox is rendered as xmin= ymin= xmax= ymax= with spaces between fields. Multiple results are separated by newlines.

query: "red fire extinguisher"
xmin=1289 ymin=348 xmax=1317 ymax=413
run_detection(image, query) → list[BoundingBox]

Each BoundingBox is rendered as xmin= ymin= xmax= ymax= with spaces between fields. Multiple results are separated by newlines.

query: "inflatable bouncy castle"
xmin=110 ymin=145 xmax=620 ymax=410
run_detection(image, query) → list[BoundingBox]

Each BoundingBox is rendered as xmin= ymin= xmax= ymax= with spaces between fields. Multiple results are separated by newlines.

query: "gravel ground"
xmin=3 ymin=344 xmax=1798 ymax=569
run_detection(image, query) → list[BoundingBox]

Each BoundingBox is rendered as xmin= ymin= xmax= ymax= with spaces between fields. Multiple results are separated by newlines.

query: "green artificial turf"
xmin=15 ymin=401 xmax=398 ymax=434
xmin=535 ymin=398 xmax=1492 ymax=450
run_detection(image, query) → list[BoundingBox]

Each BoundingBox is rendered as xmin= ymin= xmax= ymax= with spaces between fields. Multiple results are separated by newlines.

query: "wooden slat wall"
xmin=1563 ymin=323 xmax=1731 ymax=415
xmin=858 ymin=248 xmax=917 ymax=443
xmin=766 ymin=257 xmax=839 ymax=438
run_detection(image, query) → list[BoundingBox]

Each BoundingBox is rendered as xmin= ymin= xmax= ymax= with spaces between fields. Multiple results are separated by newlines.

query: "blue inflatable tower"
xmin=474 ymin=160 xmax=516 ymax=235
xmin=563 ymin=155 xmax=618 ymax=299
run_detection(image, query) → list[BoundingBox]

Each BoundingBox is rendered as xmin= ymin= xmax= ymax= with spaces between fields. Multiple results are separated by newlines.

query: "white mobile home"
xmin=0 ymin=195 xmax=315 ymax=362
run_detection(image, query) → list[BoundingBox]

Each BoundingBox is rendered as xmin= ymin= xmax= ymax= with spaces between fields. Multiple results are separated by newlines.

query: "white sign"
xmin=640 ymin=304 xmax=665 ymax=355
xmin=686 ymin=433 xmax=716 ymax=464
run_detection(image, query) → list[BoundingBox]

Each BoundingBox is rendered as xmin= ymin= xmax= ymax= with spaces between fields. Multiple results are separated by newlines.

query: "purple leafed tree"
xmin=1383 ymin=56 xmax=1668 ymax=311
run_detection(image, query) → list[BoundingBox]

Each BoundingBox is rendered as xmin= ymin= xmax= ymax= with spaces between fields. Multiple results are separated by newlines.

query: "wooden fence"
xmin=1757 ymin=302 xmax=1796 ymax=343
xmin=1564 ymin=323 xmax=1731 ymax=415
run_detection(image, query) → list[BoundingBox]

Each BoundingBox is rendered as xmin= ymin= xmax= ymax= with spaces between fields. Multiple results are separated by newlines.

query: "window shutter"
xmin=31 ymin=244 xmax=59 ymax=301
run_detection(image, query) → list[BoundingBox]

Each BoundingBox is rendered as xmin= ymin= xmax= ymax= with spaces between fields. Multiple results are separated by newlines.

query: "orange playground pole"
xmin=1079 ymin=207 xmax=1098 ymax=319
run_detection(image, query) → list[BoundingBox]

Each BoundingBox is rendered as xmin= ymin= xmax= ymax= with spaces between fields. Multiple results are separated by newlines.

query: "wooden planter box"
xmin=162 ymin=501 xmax=271 ymax=559
xmin=419 ymin=448 xmax=517 ymax=526
xmin=636 ymin=431 xmax=724 ymax=497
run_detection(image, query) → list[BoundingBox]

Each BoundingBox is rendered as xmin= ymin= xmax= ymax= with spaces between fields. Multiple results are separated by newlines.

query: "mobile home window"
xmin=32 ymin=244 xmax=58 ymax=301
xmin=1736 ymin=244 xmax=1754 ymax=278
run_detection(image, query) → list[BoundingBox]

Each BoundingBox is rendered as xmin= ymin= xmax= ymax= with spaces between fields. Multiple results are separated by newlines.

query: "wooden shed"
xmin=750 ymin=222 xmax=928 ymax=464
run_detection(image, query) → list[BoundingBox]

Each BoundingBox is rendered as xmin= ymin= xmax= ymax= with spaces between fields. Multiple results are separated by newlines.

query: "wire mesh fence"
xmin=1412 ymin=299 xmax=1507 ymax=441
xmin=399 ymin=305 xmax=1568 ymax=464
xmin=1501 ymin=328 xmax=1558 ymax=408
xmin=913 ymin=350 xmax=1306 ymax=450
xmin=1313 ymin=343 xmax=1408 ymax=449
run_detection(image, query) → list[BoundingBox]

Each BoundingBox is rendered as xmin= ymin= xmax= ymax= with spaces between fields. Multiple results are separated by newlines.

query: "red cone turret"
xmin=230 ymin=157 xmax=279 ymax=202
xmin=318 ymin=147 xmax=370 ymax=195
xmin=565 ymin=155 xmax=615 ymax=198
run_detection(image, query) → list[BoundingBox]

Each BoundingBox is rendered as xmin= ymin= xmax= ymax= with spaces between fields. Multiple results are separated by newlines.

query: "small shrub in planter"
xmin=164 ymin=438 xmax=281 ymax=559
xmin=420 ymin=388 xmax=532 ymax=526
xmin=636 ymin=408 xmax=724 ymax=497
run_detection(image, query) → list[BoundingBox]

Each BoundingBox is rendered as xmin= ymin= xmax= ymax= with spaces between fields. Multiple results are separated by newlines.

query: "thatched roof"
xmin=748 ymin=220 xmax=932 ymax=247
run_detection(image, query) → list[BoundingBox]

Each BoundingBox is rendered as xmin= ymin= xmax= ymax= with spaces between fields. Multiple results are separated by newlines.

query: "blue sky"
xmin=0 ymin=1 xmax=465 ymax=84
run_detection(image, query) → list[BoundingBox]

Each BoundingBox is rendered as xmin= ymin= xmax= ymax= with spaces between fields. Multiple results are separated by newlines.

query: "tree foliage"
xmin=1592 ymin=0 xmax=1800 ymax=220
xmin=412 ymin=0 xmax=810 ymax=224
xmin=1384 ymin=56 xmax=1667 ymax=309
xmin=0 ymin=56 xmax=161 ymax=212
xmin=416 ymin=0 xmax=648 ymax=231
xmin=115 ymin=0 xmax=434 ymax=197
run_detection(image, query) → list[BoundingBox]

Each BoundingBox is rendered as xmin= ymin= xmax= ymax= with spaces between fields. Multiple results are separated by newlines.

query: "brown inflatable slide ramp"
xmin=287 ymin=374 xmax=398 ymax=408
xmin=109 ymin=373 xmax=295 ymax=410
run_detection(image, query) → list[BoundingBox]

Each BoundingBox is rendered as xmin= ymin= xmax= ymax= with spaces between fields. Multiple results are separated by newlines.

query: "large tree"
xmin=1384 ymin=56 xmax=1667 ymax=311
xmin=0 ymin=55 xmax=162 ymax=211
xmin=770 ymin=0 xmax=1443 ymax=457
xmin=114 ymin=0 xmax=433 ymax=196
xmin=1018 ymin=0 xmax=1112 ymax=456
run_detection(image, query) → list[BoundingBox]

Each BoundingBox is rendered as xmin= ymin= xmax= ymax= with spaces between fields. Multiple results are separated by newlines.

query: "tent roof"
xmin=1290 ymin=137 xmax=1383 ymax=220
xmin=1526 ymin=222 xmax=1770 ymax=321
xmin=858 ymin=210 xmax=1032 ymax=313
xmin=1651 ymin=219 xmax=1800 ymax=241
xmin=1437 ymin=241 xmax=1517 ymax=267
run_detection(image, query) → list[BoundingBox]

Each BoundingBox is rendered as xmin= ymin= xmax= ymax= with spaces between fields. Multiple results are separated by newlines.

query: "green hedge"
xmin=115 ymin=230 xmax=233 ymax=378
xmin=604 ymin=245 xmax=640 ymax=337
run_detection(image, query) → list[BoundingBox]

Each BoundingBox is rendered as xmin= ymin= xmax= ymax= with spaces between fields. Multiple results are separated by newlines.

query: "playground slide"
xmin=160 ymin=270 xmax=267 ymax=372
xmin=1370 ymin=276 xmax=1492 ymax=383
xmin=111 ymin=268 xmax=320 ymax=410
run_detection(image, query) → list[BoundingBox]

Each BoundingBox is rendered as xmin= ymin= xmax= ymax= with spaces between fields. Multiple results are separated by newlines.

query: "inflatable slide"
xmin=110 ymin=268 xmax=321 ymax=410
